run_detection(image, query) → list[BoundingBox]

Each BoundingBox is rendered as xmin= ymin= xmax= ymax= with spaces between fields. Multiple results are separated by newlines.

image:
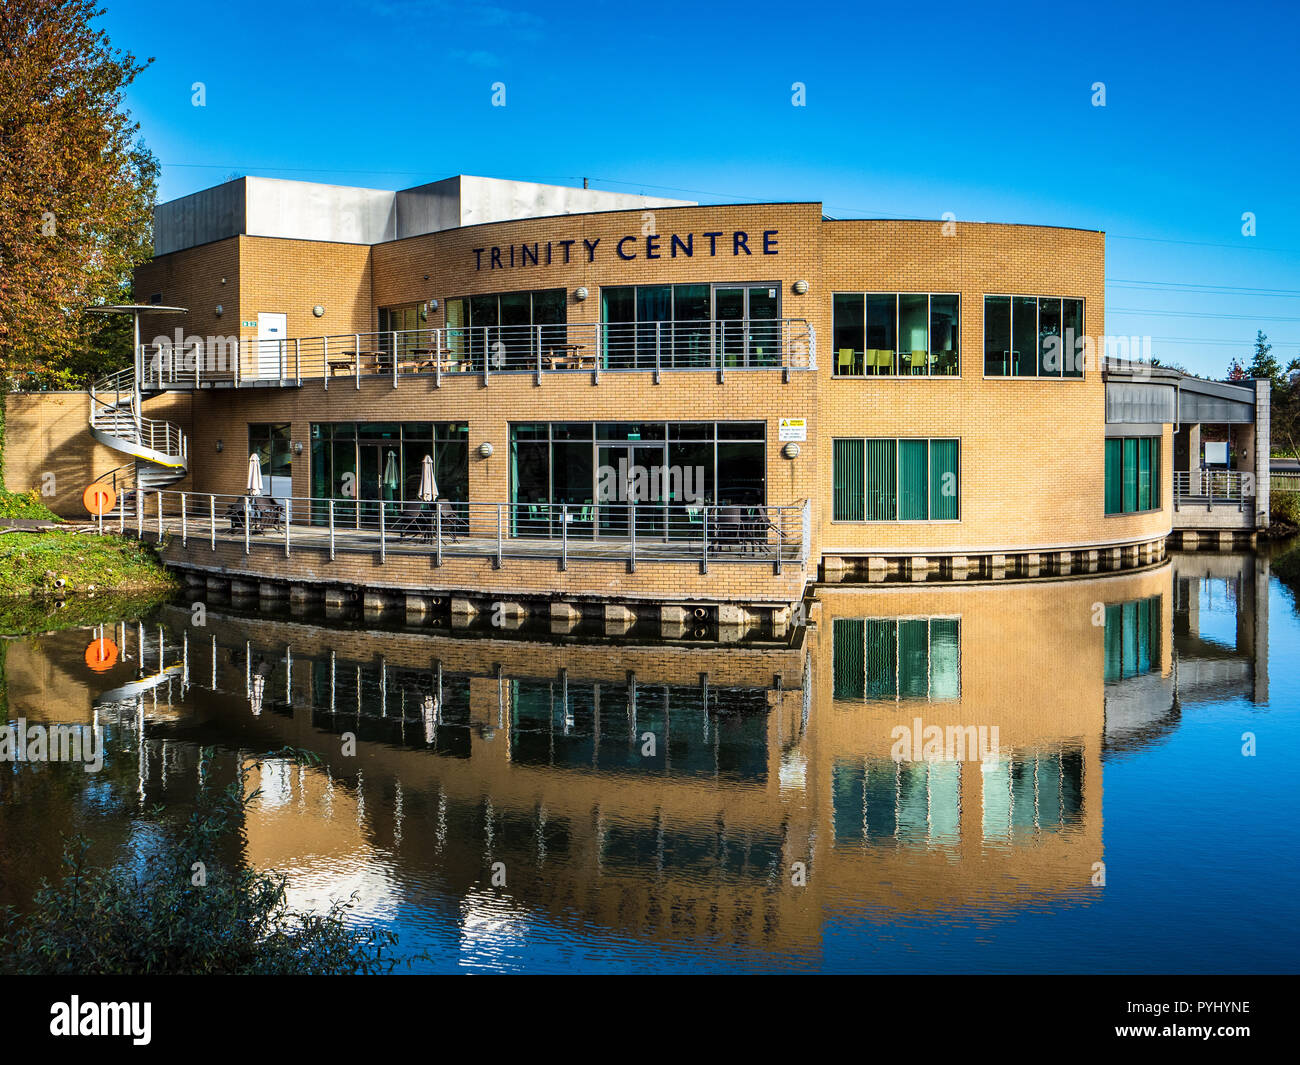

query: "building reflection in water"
xmin=0 ymin=552 xmax=1272 ymax=961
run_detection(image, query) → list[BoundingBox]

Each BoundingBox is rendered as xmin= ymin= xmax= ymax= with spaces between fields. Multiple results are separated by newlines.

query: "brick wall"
xmin=131 ymin=205 xmax=1173 ymax=581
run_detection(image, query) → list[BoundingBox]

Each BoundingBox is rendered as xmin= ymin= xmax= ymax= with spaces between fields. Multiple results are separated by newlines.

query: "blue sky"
xmin=101 ymin=0 xmax=1299 ymax=378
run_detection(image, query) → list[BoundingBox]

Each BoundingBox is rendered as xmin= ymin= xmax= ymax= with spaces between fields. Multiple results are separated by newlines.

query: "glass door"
xmin=595 ymin=443 xmax=667 ymax=540
xmin=747 ymin=285 xmax=780 ymax=366
xmin=357 ymin=444 xmax=401 ymax=528
xmin=714 ymin=287 xmax=745 ymax=367
xmin=713 ymin=285 xmax=780 ymax=366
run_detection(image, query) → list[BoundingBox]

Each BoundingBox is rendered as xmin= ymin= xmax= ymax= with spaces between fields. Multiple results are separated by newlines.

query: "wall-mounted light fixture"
xmin=478 ymin=442 xmax=495 ymax=459
xmin=792 ymin=280 xmax=809 ymax=295
xmin=215 ymin=439 xmax=224 ymax=453
xmin=782 ymin=442 xmax=801 ymax=459
xmin=427 ymin=298 xmax=439 ymax=312
xmin=575 ymin=287 xmax=589 ymax=301
xmin=214 ymin=304 xmax=223 ymax=317
xmin=312 ymin=305 xmax=324 ymax=318
xmin=293 ymin=441 xmax=304 ymax=455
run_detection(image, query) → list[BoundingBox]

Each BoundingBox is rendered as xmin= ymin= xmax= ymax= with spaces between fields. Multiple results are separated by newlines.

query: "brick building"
xmin=93 ymin=173 xmax=1188 ymax=611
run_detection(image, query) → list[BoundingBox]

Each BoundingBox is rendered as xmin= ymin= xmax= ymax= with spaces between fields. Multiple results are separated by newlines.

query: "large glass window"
xmin=982 ymin=747 xmax=1084 ymax=838
xmin=833 ymin=438 xmax=960 ymax=522
xmin=1103 ymin=596 xmax=1161 ymax=683
xmin=832 ymin=617 xmax=961 ymax=702
xmin=985 ymin=295 xmax=1087 ymax=378
xmin=443 ymin=289 xmax=567 ymax=371
xmin=1105 ymin=436 xmax=1161 ymax=514
xmin=309 ymin=422 xmax=468 ymax=526
xmin=833 ymin=293 xmax=960 ymax=376
xmin=507 ymin=421 xmax=765 ymax=539
xmin=599 ymin=283 xmax=780 ymax=368
xmin=248 ymin=423 xmax=291 ymax=487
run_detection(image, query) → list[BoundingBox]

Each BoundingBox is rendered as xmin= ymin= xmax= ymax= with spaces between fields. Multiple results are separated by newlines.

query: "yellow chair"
xmin=837 ymin=347 xmax=857 ymax=375
xmin=910 ymin=349 xmax=928 ymax=374
xmin=872 ymin=348 xmax=895 ymax=375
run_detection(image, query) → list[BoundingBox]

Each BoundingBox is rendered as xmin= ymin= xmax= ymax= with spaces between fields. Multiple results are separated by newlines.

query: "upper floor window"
xmin=832 ymin=293 xmax=959 ymax=377
xmin=984 ymin=295 xmax=1085 ymax=378
xmin=444 ymin=289 xmax=567 ymax=368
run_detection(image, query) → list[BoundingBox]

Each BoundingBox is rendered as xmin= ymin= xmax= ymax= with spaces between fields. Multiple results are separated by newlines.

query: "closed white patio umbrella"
xmin=418 ymin=454 xmax=438 ymax=502
xmin=246 ymin=453 xmax=264 ymax=496
xmin=382 ymin=450 xmax=400 ymax=494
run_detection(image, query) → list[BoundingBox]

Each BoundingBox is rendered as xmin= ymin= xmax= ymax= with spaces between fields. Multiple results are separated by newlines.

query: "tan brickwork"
xmin=130 ymin=203 xmax=1174 ymax=597
xmin=4 ymin=390 xmax=194 ymax=516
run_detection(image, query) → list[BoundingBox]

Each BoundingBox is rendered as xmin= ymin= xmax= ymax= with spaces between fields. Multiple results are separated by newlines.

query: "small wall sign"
xmin=779 ymin=418 xmax=807 ymax=442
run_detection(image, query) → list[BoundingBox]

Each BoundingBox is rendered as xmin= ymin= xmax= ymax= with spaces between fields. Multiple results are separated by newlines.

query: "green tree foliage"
xmin=0 ymin=748 xmax=399 ymax=974
xmin=0 ymin=0 xmax=158 ymax=390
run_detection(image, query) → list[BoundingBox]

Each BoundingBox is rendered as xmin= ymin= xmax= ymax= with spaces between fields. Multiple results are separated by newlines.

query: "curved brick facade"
xmin=133 ymin=201 xmax=1172 ymax=603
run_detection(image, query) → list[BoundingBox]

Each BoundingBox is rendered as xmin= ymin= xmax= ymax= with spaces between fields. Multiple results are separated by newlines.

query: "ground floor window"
xmin=833 ymin=758 xmax=962 ymax=846
xmin=1105 ymin=435 xmax=1161 ymax=514
xmin=832 ymin=617 xmax=961 ymax=701
xmin=832 ymin=438 xmax=959 ymax=521
xmin=1103 ymin=596 xmax=1161 ymax=682
xmin=248 ymin=423 xmax=292 ymax=501
xmin=509 ymin=421 xmax=765 ymax=538
xmin=309 ymin=422 xmax=468 ymax=525
xmin=982 ymin=748 xmax=1084 ymax=838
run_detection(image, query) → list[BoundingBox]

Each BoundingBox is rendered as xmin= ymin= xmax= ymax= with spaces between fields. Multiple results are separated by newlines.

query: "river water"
xmin=2 ymin=551 xmax=1296 ymax=973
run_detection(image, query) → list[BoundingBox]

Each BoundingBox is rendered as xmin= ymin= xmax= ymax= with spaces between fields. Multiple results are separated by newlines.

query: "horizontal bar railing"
xmin=113 ymin=490 xmax=808 ymax=572
xmin=1173 ymin=470 xmax=1251 ymax=510
xmin=137 ymin=319 xmax=816 ymax=389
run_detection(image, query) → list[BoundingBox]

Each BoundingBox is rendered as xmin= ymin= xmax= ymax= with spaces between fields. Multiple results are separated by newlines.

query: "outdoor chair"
xmin=394 ymin=501 xmax=433 ymax=542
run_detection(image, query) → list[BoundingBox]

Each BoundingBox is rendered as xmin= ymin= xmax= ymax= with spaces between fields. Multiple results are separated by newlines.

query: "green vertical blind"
xmin=832 ymin=438 xmax=959 ymax=521
xmin=831 ymin=617 xmax=961 ymax=701
xmin=1103 ymin=596 xmax=1160 ymax=682
xmin=833 ymin=439 xmax=865 ymax=521
xmin=1105 ymin=436 xmax=1161 ymax=514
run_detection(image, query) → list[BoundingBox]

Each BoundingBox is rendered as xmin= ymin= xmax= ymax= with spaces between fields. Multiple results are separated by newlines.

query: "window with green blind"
xmin=833 ymin=438 xmax=959 ymax=522
xmin=1105 ymin=436 xmax=1161 ymax=514
xmin=865 ymin=439 xmax=897 ymax=521
xmin=1103 ymin=597 xmax=1160 ymax=682
xmin=833 ymin=439 xmax=865 ymax=521
xmin=831 ymin=617 xmax=961 ymax=701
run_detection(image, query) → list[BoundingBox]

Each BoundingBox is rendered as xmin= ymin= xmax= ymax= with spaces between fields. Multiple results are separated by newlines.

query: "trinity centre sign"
xmin=471 ymin=229 xmax=780 ymax=271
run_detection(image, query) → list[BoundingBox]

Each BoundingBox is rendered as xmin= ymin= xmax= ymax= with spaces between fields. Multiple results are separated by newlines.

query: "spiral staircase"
xmin=88 ymin=368 xmax=189 ymax=503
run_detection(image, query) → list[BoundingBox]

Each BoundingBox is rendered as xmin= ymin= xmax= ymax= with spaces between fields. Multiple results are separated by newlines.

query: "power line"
xmin=1109 ymin=307 xmax=1300 ymax=322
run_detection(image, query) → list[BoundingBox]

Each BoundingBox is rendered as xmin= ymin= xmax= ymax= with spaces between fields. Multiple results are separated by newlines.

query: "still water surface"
xmin=2 ymin=552 xmax=1297 ymax=973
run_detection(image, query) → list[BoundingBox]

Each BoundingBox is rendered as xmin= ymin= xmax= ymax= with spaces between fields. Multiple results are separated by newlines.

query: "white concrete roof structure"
xmin=153 ymin=175 xmax=694 ymax=255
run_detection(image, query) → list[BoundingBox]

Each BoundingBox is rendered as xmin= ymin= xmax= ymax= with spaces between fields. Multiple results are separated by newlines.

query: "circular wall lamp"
xmin=215 ymin=439 xmax=224 ymax=453
xmin=782 ymin=442 xmax=801 ymax=459
xmin=293 ymin=441 xmax=304 ymax=455
xmin=792 ymin=280 xmax=809 ymax=295
xmin=312 ymin=305 xmax=325 ymax=318
xmin=478 ymin=442 xmax=495 ymax=459
xmin=575 ymin=287 xmax=589 ymax=301
xmin=427 ymin=298 xmax=439 ymax=312
xmin=214 ymin=304 xmax=223 ymax=317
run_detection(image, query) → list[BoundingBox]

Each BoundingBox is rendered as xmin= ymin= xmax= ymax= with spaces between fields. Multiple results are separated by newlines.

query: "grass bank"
xmin=0 ymin=489 xmax=62 ymax=522
xmin=0 ymin=529 xmax=177 ymax=606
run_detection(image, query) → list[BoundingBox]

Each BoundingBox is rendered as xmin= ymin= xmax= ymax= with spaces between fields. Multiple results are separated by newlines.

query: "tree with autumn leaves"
xmin=0 ymin=0 xmax=158 ymax=390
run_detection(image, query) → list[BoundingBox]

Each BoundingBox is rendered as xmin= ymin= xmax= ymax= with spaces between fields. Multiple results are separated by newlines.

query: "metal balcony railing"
xmin=137 ymin=320 xmax=816 ymax=390
xmin=1173 ymin=470 xmax=1253 ymax=511
xmin=106 ymin=490 xmax=811 ymax=575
